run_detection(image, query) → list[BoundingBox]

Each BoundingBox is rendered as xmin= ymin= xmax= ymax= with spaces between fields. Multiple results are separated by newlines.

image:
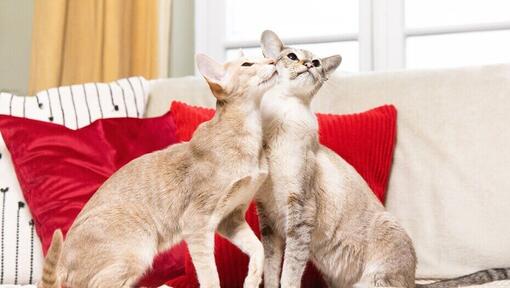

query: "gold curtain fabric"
xmin=29 ymin=0 xmax=158 ymax=94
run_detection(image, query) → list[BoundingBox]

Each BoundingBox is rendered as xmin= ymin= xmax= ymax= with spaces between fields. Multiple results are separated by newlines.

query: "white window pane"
xmin=406 ymin=0 xmax=510 ymax=28
xmin=406 ymin=30 xmax=510 ymax=69
xmin=227 ymin=42 xmax=359 ymax=72
xmin=226 ymin=0 xmax=358 ymax=42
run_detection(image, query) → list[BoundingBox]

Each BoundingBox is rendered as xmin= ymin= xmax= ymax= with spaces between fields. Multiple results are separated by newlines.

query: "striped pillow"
xmin=0 ymin=77 xmax=149 ymax=284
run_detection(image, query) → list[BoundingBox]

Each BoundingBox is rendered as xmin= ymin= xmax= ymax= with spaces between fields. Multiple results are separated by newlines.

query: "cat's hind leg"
xmin=87 ymin=258 xmax=147 ymax=288
xmin=351 ymin=252 xmax=415 ymax=288
xmin=354 ymin=213 xmax=416 ymax=288
xmin=353 ymin=272 xmax=412 ymax=288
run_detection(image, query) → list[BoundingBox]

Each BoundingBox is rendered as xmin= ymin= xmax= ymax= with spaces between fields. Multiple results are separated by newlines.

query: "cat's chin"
xmin=291 ymin=74 xmax=318 ymax=89
xmin=258 ymin=70 xmax=277 ymax=88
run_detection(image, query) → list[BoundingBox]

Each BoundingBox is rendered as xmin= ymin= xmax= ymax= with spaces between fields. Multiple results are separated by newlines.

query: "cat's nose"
xmin=303 ymin=61 xmax=313 ymax=69
xmin=265 ymin=59 xmax=276 ymax=65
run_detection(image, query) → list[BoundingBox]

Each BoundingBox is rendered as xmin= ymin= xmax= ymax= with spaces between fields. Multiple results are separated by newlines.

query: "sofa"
xmin=1 ymin=64 xmax=509 ymax=287
xmin=148 ymin=64 xmax=510 ymax=287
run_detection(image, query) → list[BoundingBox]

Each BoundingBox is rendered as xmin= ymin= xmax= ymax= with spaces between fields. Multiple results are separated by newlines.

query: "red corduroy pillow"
xmin=0 ymin=111 xmax=186 ymax=287
xmin=167 ymin=101 xmax=397 ymax=288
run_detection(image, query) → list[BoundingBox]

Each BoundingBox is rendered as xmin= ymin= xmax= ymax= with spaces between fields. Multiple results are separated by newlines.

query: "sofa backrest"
xmin=147 ymin=64 xmax=510 ymax=279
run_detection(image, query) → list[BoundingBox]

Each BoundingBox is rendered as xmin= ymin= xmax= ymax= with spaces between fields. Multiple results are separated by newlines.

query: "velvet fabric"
xmin=0 ymin=111 xmax=185 ymax=286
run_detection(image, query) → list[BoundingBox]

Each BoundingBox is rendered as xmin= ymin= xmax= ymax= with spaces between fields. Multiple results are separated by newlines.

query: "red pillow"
xmin=0 ymin=112 xmax=185 ymax=287
xmin=166 ymin=101 xmax=397 ymax=288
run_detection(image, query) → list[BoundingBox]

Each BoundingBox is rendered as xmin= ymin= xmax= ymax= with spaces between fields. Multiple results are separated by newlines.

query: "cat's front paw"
xmin=243 ymin=265 xmax=262 ymax=288
xmin=281 ymin=284 xmax=300 ymax=288
xmin=243 ymin=260 xmax=263 ymax=288
xmin=243 ymin=275 xmax=262 ymax=288
xmin=280 ymin=273 xmax=300 ymax=288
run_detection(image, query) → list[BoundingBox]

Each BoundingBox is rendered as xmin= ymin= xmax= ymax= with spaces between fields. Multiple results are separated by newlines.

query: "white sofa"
xmin=147 ymin=64 xmax=510 ymax=286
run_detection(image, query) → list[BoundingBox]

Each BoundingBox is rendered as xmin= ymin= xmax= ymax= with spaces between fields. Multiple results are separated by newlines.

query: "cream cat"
xmin=38 ymin=53 xmax=277 ymax=288
xmin=256 ymin=30 xmax=510 ymax=288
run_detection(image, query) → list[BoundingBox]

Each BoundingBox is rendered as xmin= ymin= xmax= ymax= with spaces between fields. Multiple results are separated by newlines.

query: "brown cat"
xmin=38 ymin=52 xmax=277 ymax=288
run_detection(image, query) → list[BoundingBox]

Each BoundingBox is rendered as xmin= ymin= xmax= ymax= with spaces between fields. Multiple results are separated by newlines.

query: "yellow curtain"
xmin=29 ymin=0 xmax=158 ymax=94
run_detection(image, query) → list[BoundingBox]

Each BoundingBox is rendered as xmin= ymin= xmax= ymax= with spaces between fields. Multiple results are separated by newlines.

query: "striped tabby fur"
xmin=417 ymin=268 xmax=510 ymax=288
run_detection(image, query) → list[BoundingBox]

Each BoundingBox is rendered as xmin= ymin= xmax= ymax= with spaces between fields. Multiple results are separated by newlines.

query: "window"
xmin=195 ymin=0 xmax=510 ymax=72
xmin=224 ymin=0 xmax=359 ymax=71
xmin=195 ymin=0 xmax=362 ymax=72
xmin=405 ymin=0 xmax=510 ymax=69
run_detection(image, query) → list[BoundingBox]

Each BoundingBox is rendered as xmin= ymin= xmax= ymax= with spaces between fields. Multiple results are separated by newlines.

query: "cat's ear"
xmin=196 ymin=53 xmax=225 ymax=88
xmin=321 ymin=55 xmax=342 ymax=76
xmin=261 ymin=30 xmax=284 ymax=59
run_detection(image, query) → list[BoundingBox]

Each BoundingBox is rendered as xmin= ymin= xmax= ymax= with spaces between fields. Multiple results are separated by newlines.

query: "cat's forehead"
xmin=227 ymin=55 xmax=265 ymax=65
xmin=282 ymin=47 xmax=316 ymax=60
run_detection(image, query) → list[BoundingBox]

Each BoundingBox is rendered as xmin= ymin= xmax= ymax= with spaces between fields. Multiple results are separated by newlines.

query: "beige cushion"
xmin=147 ymin=77 xmax=215 ymax=116
xmin=147 ymin=64 xmax=510 ymax=279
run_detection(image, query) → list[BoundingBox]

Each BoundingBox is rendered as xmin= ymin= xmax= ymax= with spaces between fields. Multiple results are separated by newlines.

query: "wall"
xmin=169 ymin=0 xmax=195 ymax=77
xmin=0 ymin=0 xmax=34 ymax=94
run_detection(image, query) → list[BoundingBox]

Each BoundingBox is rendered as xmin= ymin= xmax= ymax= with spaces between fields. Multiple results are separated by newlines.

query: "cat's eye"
xmin=241 ymin=62 xmax=254 ymax=67
xmin=287 ymin=53 xmax=298 ymax=61
xmin=312 ymin=59 xmax=321 ymax=67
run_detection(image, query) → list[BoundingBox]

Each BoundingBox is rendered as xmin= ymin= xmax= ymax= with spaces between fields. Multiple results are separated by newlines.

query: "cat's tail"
xmin=38 ymin=229 xmax=63 ymax=288
xmin=416 ymin=268 xmax=510 ymax=288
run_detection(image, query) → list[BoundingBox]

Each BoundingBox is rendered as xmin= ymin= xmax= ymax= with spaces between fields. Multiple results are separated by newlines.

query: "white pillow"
xmin=0 ymin=77 xmax=149 ymax=284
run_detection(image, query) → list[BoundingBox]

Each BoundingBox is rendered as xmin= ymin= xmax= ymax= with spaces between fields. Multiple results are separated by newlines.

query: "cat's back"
xmin=311 ymin=146 xmax=390 ymax=280
xmin=316 ymin=145 xmax=383 ymax=208
xmin=314 ymin=145 xmax=385 ymax=232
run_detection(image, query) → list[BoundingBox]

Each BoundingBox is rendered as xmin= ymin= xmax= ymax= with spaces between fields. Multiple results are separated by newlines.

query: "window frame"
xmin=194 ymin=0 xmax=510 ymax=72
